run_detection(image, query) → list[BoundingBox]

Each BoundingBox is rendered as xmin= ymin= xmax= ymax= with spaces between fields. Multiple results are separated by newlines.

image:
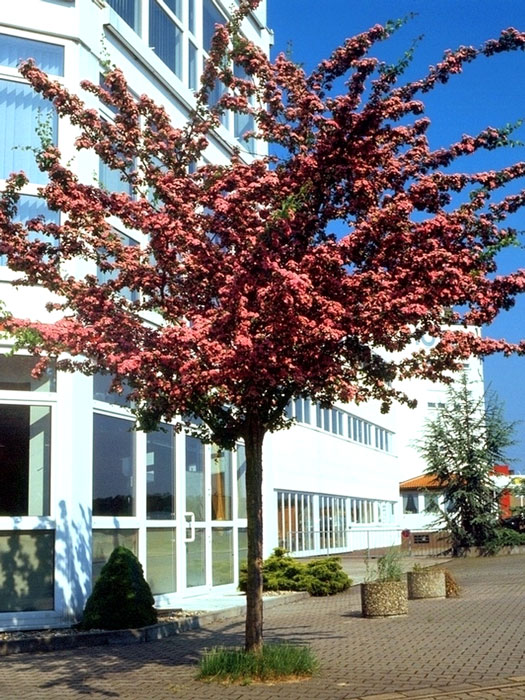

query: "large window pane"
xmin=211 ymin=448 xmax=232 ymax=520
xmin=0 ymin=405 xmax=51 ymax=516
xmin=236 ymin=444 xmax=246 ymax=519
xmin=185 ymin=435 xmax=205 ymax=520
xmin=96 ymin=231 xmax=139 ymax=302
xmin=0 ymin=355 xmax=56 ymax=391
xmin=92 ymin=529 xmax=138 ymax=581
xmin=149 ymin=0 xmax=182 ymax=77
xmin=212 ymin=527 xmax=233 ymax=585
xmin=162 ymin=0 xmax=181 ymax=18
xmin=147 ymin=528 xmax=176 ymax=594
xmin=203 ymin=0 xmax=226 ymax=52
xmin=0 ymin=34 xmax=64 ymax=75
xmin=93 ymin=372 xmax=132 ymax=406
xmin=93 ymin=414 xmax=135 ymax=516
xmin=0 ymin=79 xmax=57 ymax=183
xmin=0 ymin=194 xmax=60 ymax=266
xmin=147 ymin=426 xmax=175 ymax=519
xmin=186 ymin=527 xmax=205 ymax=587
xmin=107 ymin=0 xmax=139 ymax=31
xmin=238 ymin=527 xmax=247 ymax=569
xmin=188 ymin=0 xmax=195 ymax=34
xmin=0 ymin=531 xmax=54 ymax=611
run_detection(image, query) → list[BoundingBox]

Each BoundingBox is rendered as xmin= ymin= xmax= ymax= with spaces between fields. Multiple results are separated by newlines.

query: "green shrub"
xmin=239 ymin=547 xmax=304 ymax=593
xmin=239 ymin=548 xmax=351 ymax=596
xmin=80 ymin=546 xmax=157 ymax=630
xmin=197 ymin=643 xmax=319 ymax=683
xmin=303 ymin=557 xmax=351 ymax=596
xmin=483 ymin=527 xmax=525 ymax=554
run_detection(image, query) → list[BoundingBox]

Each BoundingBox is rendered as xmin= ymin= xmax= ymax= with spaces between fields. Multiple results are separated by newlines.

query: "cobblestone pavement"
xmin=1 ymin=555 xmax=525 ymax=699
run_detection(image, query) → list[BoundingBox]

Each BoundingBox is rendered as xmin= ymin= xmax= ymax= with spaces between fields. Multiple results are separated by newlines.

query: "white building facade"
xmin=0 ymin=0 xmax=481 ymax=631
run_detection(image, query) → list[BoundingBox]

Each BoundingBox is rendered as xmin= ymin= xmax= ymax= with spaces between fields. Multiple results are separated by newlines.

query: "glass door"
xmin=184 ymin=435 xmax=210 ymax=592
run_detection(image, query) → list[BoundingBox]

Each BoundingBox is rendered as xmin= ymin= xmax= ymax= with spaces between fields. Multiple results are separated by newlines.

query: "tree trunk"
xmin=243 ymin=414 xmax=265 ymax=654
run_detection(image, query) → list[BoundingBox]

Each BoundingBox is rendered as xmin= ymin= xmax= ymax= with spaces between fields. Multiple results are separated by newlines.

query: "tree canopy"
xmin=1 ymin=0 xmax=525 ymax=650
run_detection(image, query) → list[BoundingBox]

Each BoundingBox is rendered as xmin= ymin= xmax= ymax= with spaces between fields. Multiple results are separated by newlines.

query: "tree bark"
xmin=243 ymin=414 xmax=265 ymax=654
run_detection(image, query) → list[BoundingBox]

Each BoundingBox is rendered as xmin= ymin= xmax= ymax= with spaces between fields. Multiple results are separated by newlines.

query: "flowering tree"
xmin=2 ymin=1 xmax=525 ymax=651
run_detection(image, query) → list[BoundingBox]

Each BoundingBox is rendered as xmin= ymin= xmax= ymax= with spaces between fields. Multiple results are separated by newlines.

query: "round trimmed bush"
xmin=80 ymin=546 xmax=157 ymax=630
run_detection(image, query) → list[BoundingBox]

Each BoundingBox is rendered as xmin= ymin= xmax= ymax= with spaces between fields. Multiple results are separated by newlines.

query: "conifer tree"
xmin=419 ymin=375 xmax=515 ymax=554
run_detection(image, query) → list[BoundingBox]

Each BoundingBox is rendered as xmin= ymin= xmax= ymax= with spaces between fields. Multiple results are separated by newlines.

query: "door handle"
xmin=184 ymin=511 xmax=196 ymax=543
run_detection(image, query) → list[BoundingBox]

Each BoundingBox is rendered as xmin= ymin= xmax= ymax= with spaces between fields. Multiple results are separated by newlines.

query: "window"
xmin=147 ymin=528 xmax=176 ymax=594
xmin=319 ymin=494 xmax=347 ymax=550
xmin=107 ymin=0 xmax=140 ymax=32
xmin=188 ymin=0 xmax=196 ymax=34
xmin=0 ymin=355 xmax=56 ymax=392
xmin=236 ymin=443 xmax=246 ymax=518
xmin=99 ymin=154 xmax=134 ymax=195
xmin=424 ymin=493 xmax=440 ymax=513
xmin=96 ymin=231 xmax=140 ymax=302
xmin=185 ymin=435 xmax=205 ymax=520
xmin=149 ymin=0 xmax=182 ymax=77
xmin=0 ymin=404 xmax=51 ymax=516
xmin=0 ymin=34 xmax=64 ymax=75
xmin=233 ymin=64 xmax=255 ymax=153
xmin=0 ymin=195 xmax=60 ymax=267
xmin=146 ymin=425 xmax=175 ymax=519
xmin=188 ymin=41 xmax=198 ymax=91
xmin=92 ymin=529 xmax=137 ymax=581
xmin=294 ymin=398 xmax=310 ymax=424
xmin=211 ymin=447 xmax=232 ymax=520
xmin=277 ymin=490 xmax=315 ymax=553
xmin=203 ymin=0 xmax=226 ymax=52
xmin=186 ymin=527 xmax=205 ymax=587
xmin=93 ymin=413 xmax=135 ymax=516
xmin=93 ymin=372 xmax=133 ymax=406
xmin=0 ymin=531 xmax=54 ymax=611
xmin=212 ymin=527 xmax=233 ymax=585
xmin=0 ymin=79 xmax=57 ymax=183
xmin=402 ymin=492 xmax=419 ymax=514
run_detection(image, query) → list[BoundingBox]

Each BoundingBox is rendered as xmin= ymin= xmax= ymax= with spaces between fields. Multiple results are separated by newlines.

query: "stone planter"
xmin=407 ymin=569 xmax=446 ymax=600
xmin=360 ymin=581 xmax=408 ymax=617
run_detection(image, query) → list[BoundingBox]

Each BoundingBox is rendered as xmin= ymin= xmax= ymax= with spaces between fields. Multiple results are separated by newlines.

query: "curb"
xmin=0 ymin=591 xmax=309 ymax=656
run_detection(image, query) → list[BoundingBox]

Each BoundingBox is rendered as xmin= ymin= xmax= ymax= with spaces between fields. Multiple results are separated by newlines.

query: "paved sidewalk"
xmin=1 ymin=555 xmax=525 ymax=699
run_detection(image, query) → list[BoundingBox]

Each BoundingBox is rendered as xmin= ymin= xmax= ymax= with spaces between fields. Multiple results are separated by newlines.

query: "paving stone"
xmin=2 ymin=555 xmax=525 ymax=698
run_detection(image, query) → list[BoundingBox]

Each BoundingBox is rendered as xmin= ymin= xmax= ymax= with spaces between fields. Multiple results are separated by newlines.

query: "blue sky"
xmin=267 ymin=0 xmax=525 ymax=470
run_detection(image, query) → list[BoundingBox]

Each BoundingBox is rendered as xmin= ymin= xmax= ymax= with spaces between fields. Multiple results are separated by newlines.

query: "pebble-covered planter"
xmin=360 ymin=581 xmax=408 ymax=617
xmin=407 ymin=569 xmax=446 ymax=600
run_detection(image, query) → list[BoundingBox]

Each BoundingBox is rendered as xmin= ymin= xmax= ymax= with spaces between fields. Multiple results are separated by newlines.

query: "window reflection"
xmin=211 ymin=447 xmax=232 ymax=520
xmin=0 ymin=405 xmax=51 ymax=516
xmin=185 ymin=435 xmax=205 ymax=520
xmin=147 ymin=426 xmax=175 ymax=519
xmin=93 ymin=414 xmax=135 ymax=516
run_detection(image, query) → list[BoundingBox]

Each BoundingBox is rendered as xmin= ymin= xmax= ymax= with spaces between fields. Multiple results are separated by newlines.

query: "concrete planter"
xmin=407 ymin=569 xmax=446 ymax=600
xmin=360 ymin=581 xmax=408 ymax=617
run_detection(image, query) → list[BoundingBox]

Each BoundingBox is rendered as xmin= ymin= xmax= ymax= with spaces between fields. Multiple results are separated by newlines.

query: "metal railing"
xmin=279 ymin=527 xmax=450 ymax=559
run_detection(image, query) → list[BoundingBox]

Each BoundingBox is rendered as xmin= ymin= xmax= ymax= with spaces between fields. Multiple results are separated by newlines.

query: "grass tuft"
xmin=197 ymin=643 xmax=319 ymax=684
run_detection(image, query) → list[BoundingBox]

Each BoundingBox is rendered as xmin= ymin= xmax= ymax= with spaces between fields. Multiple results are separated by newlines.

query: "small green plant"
xmin=412 ymin=562 xmax=423 ymax=572
xmin=80 ymin=546 xmax=157 ymax=630
xmin=197 ymin=643 xmax=319 ymax=683
xmin=238 ymin=548 xmax=351 ymax=596
xmin=365 ymin=548 xmax=403 ymax=583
